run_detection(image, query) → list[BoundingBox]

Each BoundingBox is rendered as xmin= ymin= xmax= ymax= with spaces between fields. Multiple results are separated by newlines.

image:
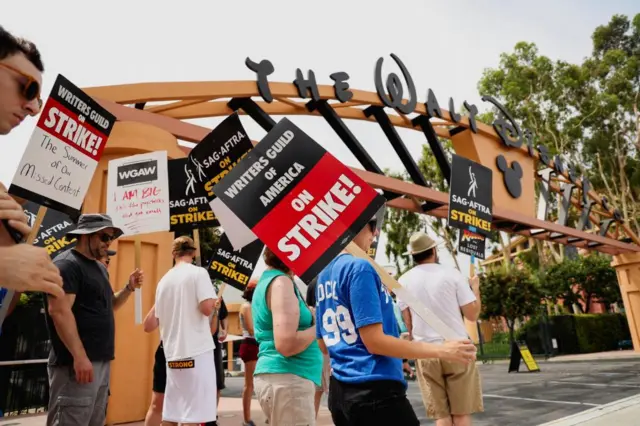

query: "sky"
xmin=2 ymin=0 xmax=637 ymax=302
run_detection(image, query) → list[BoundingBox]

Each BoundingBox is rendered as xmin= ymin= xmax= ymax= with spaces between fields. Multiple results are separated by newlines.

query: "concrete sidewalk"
xmin=538 ymin=393 xmax=640 ymax=426
xmin=0 ymin=396 xmax=333 ymax=426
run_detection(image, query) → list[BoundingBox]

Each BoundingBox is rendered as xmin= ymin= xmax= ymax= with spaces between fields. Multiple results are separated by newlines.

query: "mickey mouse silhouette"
xmin=496 ymin=155 xmax=523 ymax=198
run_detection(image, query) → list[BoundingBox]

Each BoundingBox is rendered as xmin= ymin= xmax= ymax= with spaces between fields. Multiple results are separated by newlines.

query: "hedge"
xmin=516 ymin=313 xmax=631 ymax=355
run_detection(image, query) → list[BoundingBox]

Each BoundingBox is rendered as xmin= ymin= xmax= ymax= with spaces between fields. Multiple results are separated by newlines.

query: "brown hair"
xmin=0 ymin=26 xmax=44 ymax=72
xmin=263 ymin=247 xmax=290 ymax=274
xmin=172 ymin=236 xmax=196 ymax=257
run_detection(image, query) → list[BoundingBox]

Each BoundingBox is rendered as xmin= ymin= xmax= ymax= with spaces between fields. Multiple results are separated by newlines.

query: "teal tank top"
xmin=252 ymin=269 xmax=323 ymax=386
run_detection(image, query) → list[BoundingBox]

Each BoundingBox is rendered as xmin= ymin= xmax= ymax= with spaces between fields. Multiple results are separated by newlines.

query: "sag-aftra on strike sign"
xmin=211 ymin=118 xmax=385 ymax=283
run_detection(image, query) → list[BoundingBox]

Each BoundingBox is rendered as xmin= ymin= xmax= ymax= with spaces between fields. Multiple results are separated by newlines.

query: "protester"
xmin=398 ymin=231 xmax=484 ymax=426
xmin=252 ymin=247 xmax=323 ymax=425
xmin=213 ymin=295 xmax=229 ymax=403
xmin=0 ymin=25 xmax=43 ymax=135
xmin=305 ymin=276 xmax=331 ymax=418
xmin=142 ymin=308 xmax=166 ymax=426
xmin=0 ymin=27 xmax=64 ymax=327
xmin=144 ymin=236 xmax=218 ymax=426
xmin=238 ymin=280 xmax=258 ymax=426
xmin=314 ymin=215 xmax=477 ymax=426
xmin=45 ymin=214 xmax=144 ymax=426
xmin=204 ymin=295 xmax=228 ymax=426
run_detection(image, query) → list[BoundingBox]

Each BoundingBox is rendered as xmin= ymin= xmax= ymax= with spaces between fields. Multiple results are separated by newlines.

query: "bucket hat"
xmin=67 ymin=214 xmax=124 ymax=238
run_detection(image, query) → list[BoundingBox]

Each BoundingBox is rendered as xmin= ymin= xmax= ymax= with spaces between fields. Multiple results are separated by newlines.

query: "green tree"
xmin=578 ymin=253 xmax=622 ymax=311
xmin=383 ymin=171 xmax=425 ymax=277
xmin=478 ymin=13 xmax=640 ymax=236
xmin=480 ymin=265 xmax=542 ymax=344
xmin=539 ymin=253 xmax=622 ymax=313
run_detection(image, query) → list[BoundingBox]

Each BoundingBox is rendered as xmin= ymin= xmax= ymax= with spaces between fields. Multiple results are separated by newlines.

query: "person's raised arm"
xmin=0 ymin=245 xmax=64 ymax=298
xmin=460 ymin=275 xmax=481 ymax=322
xmin=271 ymin=275 xmax=316 ymax=357
xmin=143 ymin=305 xmax=159 ymax=333
xmin=351 ymin=268 xmax=476 ymax=364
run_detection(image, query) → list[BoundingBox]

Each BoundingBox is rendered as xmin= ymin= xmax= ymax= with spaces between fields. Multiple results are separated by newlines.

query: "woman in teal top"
xmin=252 ymin=247 xmax=323 ymax=425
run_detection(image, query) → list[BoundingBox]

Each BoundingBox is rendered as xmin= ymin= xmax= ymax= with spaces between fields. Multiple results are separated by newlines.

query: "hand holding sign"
xmin=0 ymin=183 xmax=31 ymax=238
xmin=0 ymin=244 xmax=64 ymax=298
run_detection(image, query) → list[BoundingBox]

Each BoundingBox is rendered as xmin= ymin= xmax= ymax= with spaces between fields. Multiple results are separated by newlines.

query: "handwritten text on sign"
xmin=9 ymin=75 xmax=114 ymax=216
xmin=107 ymin=151 xmax=170 ymax=236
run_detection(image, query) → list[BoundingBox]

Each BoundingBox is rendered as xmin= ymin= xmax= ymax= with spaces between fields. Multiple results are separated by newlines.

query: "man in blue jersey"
xmin=315 ymin=215 xmax=477 ymax=425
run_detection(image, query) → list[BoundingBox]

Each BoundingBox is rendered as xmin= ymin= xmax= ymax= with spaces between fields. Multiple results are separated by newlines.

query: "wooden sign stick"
xmin=193 ymin=229 xmax=202 ymax=267
xmin=345 ymin=242 xmax=458 ymax=340
xmin=217 ymin=283 xmax=227 ymax=299
xmin=134 ymin=236 xmax=142 ymax=324
xmin=0 ymin=206 xmax=48 ymax=329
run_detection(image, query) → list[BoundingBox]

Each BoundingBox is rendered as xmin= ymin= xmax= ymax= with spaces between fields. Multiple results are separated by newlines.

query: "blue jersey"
xmin=315 ymin=253 xmax=404 ymax=385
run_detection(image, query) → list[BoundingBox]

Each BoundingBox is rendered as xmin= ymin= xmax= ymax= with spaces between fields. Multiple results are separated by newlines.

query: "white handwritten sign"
xmin=107 ymin=151 xmax=170 ymax=236
xmin=9 ymin=75 xmax=115 ymax=217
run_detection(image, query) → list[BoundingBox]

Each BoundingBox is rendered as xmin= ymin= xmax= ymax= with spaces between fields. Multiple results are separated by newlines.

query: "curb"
xmin=478 ymin=355 xmax=640 ymax=366
xmin=545 ymin=356 xmax=640 ymax=364
xmin=537 ymin=393 xmax=640 ymax=425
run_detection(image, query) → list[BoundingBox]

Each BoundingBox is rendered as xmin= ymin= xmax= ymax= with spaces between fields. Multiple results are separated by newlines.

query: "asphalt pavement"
xmin=218 ymin=359 xmax=640 ymax=425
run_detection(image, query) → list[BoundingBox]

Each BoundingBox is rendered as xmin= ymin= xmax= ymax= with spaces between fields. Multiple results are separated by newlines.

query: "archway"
xmin=81 ymin=55 xmax=640 ymax=423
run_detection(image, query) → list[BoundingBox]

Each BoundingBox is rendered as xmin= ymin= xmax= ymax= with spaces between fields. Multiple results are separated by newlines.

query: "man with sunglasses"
xmin=0 ymin=25 xmax=43 ymax=135
xmin=314 ymin=215 xmax=477 ymax=425
xmin=0 ymin=27 xmax=63 ymax=327
xmin=45 ymin=214 xmax=144 ymax=426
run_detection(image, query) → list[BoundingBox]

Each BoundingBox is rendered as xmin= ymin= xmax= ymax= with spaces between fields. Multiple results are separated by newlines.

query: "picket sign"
xmin=107 ymin=150 xmax=171 ymax=325
xmin=345 ymin=242 xmax=458 ymax=341
xmin=0 ymin=207 xmax=48 ymax=329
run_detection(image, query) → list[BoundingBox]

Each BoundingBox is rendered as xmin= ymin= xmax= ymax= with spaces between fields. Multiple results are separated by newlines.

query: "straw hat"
xmin=403 ymin=231 xmax=441 ymax=255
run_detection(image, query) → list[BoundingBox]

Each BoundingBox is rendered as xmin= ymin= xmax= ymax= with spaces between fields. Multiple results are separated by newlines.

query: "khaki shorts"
xmin=416 ymin=358 xmax=484 ymax=419
xmin=254 ymin=373 xmax=316 ymax=426
xmin=315 ymin=354 xmax=331 ymax=393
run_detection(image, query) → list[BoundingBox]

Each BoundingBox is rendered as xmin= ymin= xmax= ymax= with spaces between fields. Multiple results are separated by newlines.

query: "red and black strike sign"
xmin=9 ymin=74 xmax=115 ymax=218
xmin=212 ymin=118 xmax=386 ymax=283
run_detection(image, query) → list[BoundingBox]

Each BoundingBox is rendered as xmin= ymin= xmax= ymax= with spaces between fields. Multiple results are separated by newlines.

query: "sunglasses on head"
xmin=0 ymin=63 xmax=42 ymax=112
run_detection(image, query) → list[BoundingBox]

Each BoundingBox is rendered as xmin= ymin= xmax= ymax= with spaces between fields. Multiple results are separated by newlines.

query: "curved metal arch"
xmin=83 ymin=81 xmax=640 ymax=252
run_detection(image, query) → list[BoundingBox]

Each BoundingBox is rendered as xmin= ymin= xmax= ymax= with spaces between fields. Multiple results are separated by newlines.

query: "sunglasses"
xmin=368 ymin=220 xmax=378 ymax=232
xmin=98 ymin=233 xmax=116 ymax=243
xmin=0 ymin=63 xmax=43 ymax=112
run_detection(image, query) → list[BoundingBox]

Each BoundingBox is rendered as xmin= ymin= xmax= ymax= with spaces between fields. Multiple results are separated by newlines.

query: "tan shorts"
xmin=254 ymin=373 xmax=316 ymax=426
xmin=415 ymin=358 xmax=484 ymax=419
xmin=315 ymin=354 xmax=331 ymax=393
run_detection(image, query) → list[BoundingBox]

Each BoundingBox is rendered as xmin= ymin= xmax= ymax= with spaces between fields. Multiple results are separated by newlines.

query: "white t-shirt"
xmin=155 ymin=262 xmax=217 ymax=361
xmin=396 ymin=263 xmax=476 ymax=343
